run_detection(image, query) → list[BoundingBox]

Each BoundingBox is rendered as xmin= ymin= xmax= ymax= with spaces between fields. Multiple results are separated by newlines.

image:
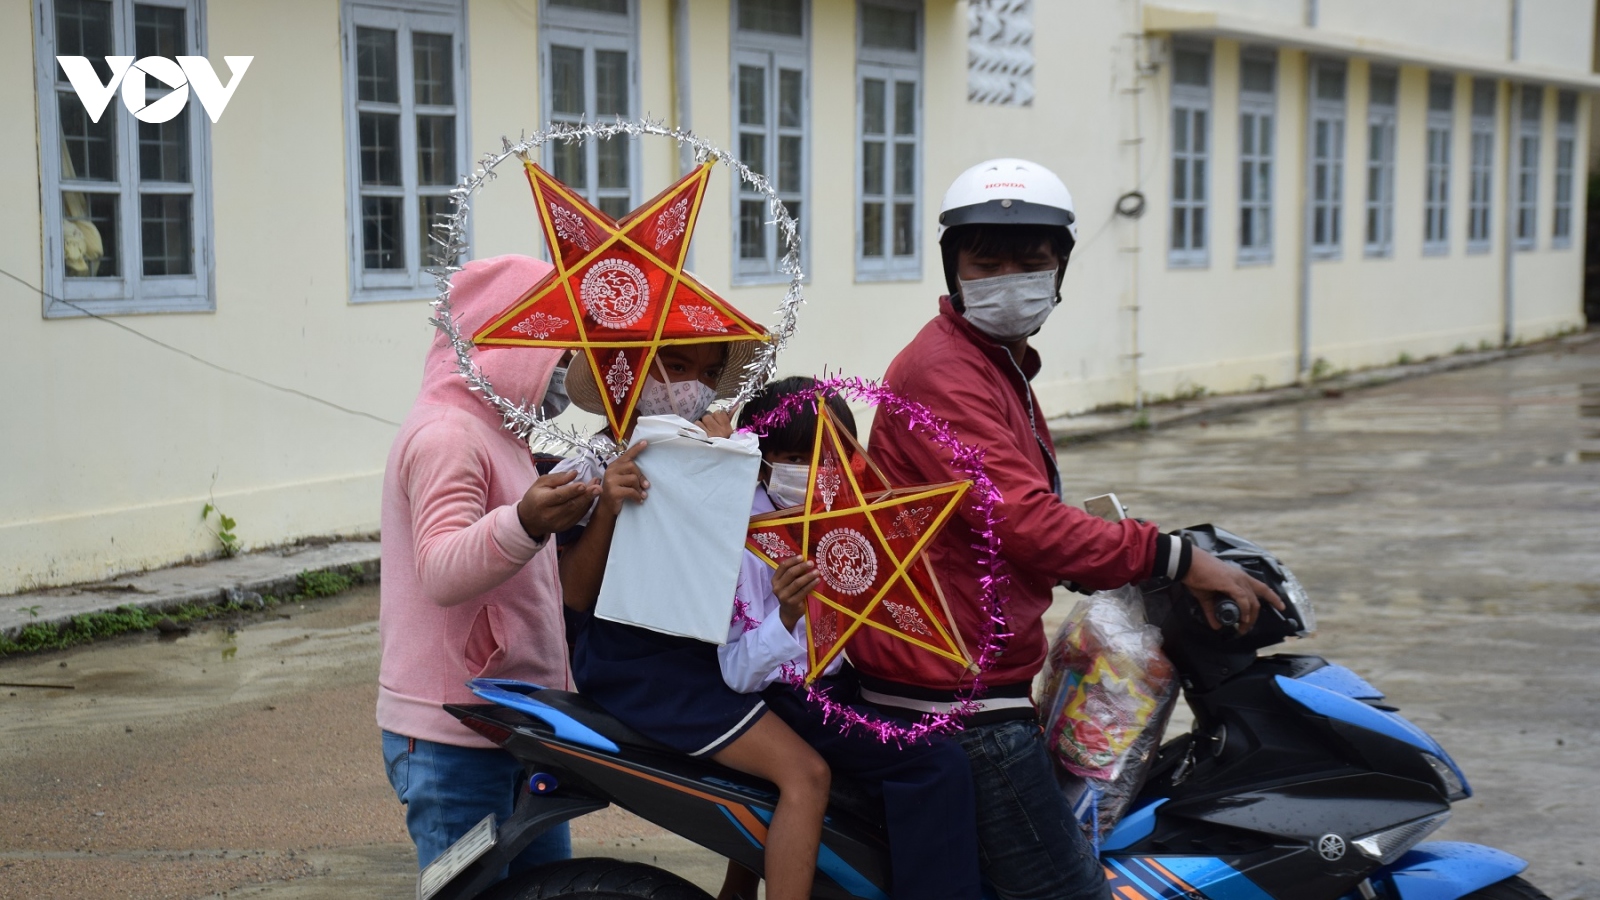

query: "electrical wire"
xmin=1 ymin=264 xmax=403 ymax=428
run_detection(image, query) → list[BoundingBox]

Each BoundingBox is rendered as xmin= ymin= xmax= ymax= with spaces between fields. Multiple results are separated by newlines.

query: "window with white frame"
xmin=342 ymin=0 xmax=467 ymax=301
xmin=543 ymin=0 xmax=638 ymax=220
xmin=1309 ymin=59 xmax=1346 ymax=258
xmin=1553 ymin=90 xmax=1576 ymax=247
xmin=34 ymin=0 xmax=214 ymax=317
xmin=1363 ymin=66 xmax=1397 ymax=257
xmin=1169 ymin=42 xmax=1211 ymax=267
xmin=1237 ymin=49 xmax=1275 ymax=263
xmin=1467 ymin=78 xmax=1495 ymax=252
xmin=856 ymin=0 xmax=921 ymax=280
xmin=1423 ymin=73 xmax=1453 ymax=254
xmin=733 ymin=0 xmax=808 ymax=283
xmin=1514 ymin=84 xmax=1541 ymax=250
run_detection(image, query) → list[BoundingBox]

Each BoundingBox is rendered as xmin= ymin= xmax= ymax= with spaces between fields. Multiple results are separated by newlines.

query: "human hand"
xmin=600 ymin=440 xmax=650 ymax=516
xmin=772 ymin=556 xmax=819 ymax=632
xmin=697 ymin=409 xmax=734 ymax=439
xmin=517 ymin=469 xmax=601 ymax=540
xmin=1180 ymin=548 xmax=1285 ymax=633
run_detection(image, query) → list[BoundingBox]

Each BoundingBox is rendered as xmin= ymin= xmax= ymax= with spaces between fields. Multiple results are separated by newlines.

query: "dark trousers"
xmin=764 ymin=686 xmax=981 ymax=900
xmin=952 ymin=720 xmax=1110 ymax=900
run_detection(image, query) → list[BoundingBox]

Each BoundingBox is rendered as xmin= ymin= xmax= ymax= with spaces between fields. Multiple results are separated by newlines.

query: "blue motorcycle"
xmin=422 ymin=525 xmax=1547 ymax=900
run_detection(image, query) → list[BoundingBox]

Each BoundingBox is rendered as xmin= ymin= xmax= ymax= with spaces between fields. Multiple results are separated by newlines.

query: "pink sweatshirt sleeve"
xmin=402 ymin=419 xmax=547 ymax=607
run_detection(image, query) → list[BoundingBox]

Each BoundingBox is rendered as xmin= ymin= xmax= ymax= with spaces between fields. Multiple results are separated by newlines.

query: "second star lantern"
xmin=746 ymin=397 xmax=978 ymax=682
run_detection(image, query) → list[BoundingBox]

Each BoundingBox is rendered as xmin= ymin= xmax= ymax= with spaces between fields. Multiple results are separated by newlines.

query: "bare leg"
xmin=717 ymin=859 xmax=761 ymax=900
xmin=712 ymin=711 xmax=831 ymax=900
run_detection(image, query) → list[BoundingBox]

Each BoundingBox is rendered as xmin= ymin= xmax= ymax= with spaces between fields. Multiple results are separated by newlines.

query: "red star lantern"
xmin=746 ymin=398 xmax=977 ymax=682
xmin=474 ymin=161 xmax=769 ymax=437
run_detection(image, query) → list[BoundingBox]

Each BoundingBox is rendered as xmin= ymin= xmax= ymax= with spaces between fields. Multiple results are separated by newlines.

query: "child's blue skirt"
xmin=572 ymin=616 xmax=766 ymax=757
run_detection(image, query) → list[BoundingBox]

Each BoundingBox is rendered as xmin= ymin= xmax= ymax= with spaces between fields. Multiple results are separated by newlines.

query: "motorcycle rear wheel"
xmin=483 ymin=857 xmax=715 ymax=900
xmin=1460 ymin=877 xmax=1553 ymax=900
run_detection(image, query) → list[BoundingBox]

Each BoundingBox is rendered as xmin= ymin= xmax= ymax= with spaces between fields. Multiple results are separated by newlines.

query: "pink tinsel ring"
xmin=742 ymin=376 xmax=1013 ymax=744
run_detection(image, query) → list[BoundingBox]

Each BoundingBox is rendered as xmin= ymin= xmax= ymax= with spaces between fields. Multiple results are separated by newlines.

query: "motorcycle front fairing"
xmin=1095 ymin=841 xmax=1527 ymax=900
xmin=1373 ymin=842 xmax=1528 ymax=900
xmin=1104 ymin=647 xmax=1498 ymax=900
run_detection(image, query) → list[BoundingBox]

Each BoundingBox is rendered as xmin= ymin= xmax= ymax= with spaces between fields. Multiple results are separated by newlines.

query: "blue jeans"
xmin=381 ymin=731 xmax=571 ymax=876
xmin=953 ymin=720 xmax=1109 ymax=900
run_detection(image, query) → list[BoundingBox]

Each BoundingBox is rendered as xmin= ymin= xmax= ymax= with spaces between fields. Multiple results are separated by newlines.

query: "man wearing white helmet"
xmin=855 ymin=159 xmax=1284 ymax=900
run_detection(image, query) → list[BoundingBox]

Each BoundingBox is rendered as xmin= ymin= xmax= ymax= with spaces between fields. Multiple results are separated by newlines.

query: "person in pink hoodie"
xmin=379 ymin=254 xmax=599 ymax=877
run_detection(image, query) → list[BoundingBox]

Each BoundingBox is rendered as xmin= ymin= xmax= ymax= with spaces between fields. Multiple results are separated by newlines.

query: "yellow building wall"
xmin=1517 ymin=0 xmax=1597 ymax=73
xmin=1136 ymin=40 xmax=1305 ymax=402
xmin=0 ymin=0 xmax=547 ymax=593
xmin=1512 ymin=86 xmax=1589 ymax=340
xmin=1318 ymin=0 xmax=1509 ymax=61
xmin=2 ymin=0 xmax=414 ymax=593
xmin=1308 ymin=61 xmax=1505 ymax=370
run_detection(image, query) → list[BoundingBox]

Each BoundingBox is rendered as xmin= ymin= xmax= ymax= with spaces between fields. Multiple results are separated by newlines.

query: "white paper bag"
xmin=594 ymin=415 xmax=762 ymax=644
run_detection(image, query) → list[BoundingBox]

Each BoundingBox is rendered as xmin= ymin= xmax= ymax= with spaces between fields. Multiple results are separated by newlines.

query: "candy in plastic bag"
xmin=1065 ymin=682 xmax=1178 ymax=842
xmin=1037 ymin=586 xmax=1175 ymax=782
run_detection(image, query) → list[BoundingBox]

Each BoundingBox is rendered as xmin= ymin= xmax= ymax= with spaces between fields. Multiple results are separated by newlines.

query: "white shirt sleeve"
xmin=719 ymin=609 xmax=808 ymax=693
xmin=718 ymin=550 xmax=808 ymax=693
xmin=549 ymin=453 xmax=604 ymax=527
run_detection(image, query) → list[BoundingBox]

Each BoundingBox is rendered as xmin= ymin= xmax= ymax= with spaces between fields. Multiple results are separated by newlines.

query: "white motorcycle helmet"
xmin=937 ymin=158 xmax=1078 ymax=300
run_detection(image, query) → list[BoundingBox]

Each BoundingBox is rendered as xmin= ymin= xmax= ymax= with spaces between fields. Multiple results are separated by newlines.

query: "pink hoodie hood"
xmin=417 ymin=254 xmax=563 ymax=431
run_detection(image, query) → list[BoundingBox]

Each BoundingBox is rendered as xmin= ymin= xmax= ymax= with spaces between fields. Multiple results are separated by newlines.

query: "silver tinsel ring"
xmin=428 ymin=120 xmax=805 ymax=463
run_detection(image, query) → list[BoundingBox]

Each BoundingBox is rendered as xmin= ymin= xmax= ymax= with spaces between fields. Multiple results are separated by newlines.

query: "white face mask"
xmin=765 ymin=462 xmax=810 ymax=508
xmin=636 ymin=374 xmax=718 ymax=421
xmin=958 ymin=270 xmax=1060 ymax=342
xmin=539 ymin=365 xmax=571 ymax=419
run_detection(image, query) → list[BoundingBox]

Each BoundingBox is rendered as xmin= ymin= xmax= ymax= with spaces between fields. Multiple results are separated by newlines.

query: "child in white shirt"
xmin=715 ymin=377 xmax=981 ymax=900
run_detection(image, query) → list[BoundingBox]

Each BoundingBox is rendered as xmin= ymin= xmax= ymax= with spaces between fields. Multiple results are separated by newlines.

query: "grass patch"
xmin=296 ymin=569 xmax=353 ymax=599
xmin=0 ymin=568 xmax=362 ymax=658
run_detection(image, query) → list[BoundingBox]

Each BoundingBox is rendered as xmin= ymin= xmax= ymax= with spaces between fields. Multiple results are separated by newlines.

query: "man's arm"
xmin=880 ymin=368 xmax=1282 ymax=628
xmin=878 ymin=370 xmax=1161 ymax=591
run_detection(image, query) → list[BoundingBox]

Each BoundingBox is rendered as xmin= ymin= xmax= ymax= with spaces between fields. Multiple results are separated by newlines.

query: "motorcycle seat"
xmin=529 ymin=688 xmax=678 ymax=754
xmin=531 ymin=689 xmax=887 ymax=832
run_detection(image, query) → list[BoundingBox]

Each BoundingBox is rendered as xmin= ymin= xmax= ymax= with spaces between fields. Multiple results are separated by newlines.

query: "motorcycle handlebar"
xmin=1215 ymin=599 xmax=1241 ymax=628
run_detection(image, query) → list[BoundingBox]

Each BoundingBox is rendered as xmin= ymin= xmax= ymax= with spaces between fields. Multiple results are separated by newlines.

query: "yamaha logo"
xmin=1316 ymin=833 xmax=1347 ymax=861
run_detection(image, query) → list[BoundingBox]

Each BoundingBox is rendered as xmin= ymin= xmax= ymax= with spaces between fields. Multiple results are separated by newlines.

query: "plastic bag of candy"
xmin=1037 ymin=586 xmax=1176 ymax=783
xmin=1058 ymin=683 xmax=1178 ymax=842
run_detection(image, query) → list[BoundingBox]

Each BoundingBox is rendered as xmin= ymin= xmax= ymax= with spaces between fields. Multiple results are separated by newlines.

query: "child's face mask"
xmin=636 ymin=374 xmax=718 ymax=421
xmin=765 ymin=462 xmax=810 ymax=508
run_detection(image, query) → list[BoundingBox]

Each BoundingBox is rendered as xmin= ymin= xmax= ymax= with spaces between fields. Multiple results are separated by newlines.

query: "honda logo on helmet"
xmin=57 ymin=56 xmax=253 ymax=124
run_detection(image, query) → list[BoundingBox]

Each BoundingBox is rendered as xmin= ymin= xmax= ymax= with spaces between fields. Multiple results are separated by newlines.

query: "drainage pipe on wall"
xmin=671 ymin=0 xmax=692 ymax=175
xmin=1297 ymin=54 xmax=1314 ymax=379
xmin=1502 ymin=81 xmax=1517 ymax=345
xmin=1502 ymin=2 xmax=1522 ymax=345
xmin=1125 ymin=8 xmax=1149 ymax=411
xmin=671 ymin=0 xmax=693 ymax=270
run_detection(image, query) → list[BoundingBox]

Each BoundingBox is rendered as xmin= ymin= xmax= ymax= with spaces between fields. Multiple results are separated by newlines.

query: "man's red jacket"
xmin=856 ymin=298 xmax=1175 ymax=698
